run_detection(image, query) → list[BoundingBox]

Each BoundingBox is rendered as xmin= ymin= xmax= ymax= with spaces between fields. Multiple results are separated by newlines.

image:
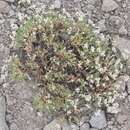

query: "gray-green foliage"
xmin=11 ymin=12 xmax=125 ymax=118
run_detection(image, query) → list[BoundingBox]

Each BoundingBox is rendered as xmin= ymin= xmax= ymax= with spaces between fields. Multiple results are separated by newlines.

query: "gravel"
xmin=0 ymin=0 xmax=130 ymax=130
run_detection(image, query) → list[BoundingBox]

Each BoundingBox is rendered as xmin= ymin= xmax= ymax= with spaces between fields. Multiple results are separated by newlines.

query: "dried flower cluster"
xmin=11 ymin=13 xmax=125 ymax=117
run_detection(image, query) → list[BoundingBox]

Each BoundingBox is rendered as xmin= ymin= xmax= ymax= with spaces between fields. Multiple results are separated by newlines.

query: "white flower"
xmin=67 ymin=111 xmax=71 ymax=115
xmin=97 ymin=47 xmax=101 ymax=53
xmin=85 ymin=95 xmax=91 ymax=102
xmin=98 ymin=68 xmax=104 ymax=73
xmin=100 ymin=51 xmax=105 ymax=56
xmin=75 ymin=88 xmax=80 ymax=93
xmin=112 ymin=47 xmax=117 ymax=53
xmin=84 ymin=43 xmax=88 ymax=49
xmin=91 ymin=46 xmax=95 ymax=52
xmin=95 ymin=57 xmax=100 ymax=65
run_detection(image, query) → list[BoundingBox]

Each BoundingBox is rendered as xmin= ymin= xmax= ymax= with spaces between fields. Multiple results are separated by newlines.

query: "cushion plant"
xmin=11 ymin=12 xmax=125 ymax=119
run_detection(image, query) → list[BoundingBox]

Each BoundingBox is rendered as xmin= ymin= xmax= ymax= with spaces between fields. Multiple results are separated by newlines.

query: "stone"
xmin=128 ymin=95 xmax=130 ymax=102
xmin=70 ymin=123 xmax=79 ymax=130
xmin=112 ymin=128 xmax=118 ymax=130
xmin=127 ymin=2 xmax=130 ymax=34
xmin=89 ymin=128 xmax=98 ymax=130
xmin=44 ymin=116 xmax=75 ymax=130
xmin=97 ymin=19 xmax=107 ymax=32
xmin=6 ymin=0 xmax=15 ymax=2
xmin=0 ymin=1 xmax=10 ymax=14
xmin=119 ymin=26 xmax=128 ymax=35
xmin=116 ymin=113 xmax=127 ymax=124
xmin=0 ymin=95 xmax=9 ymax=130
xmin=54 ymin=0 xmax=61 ymax=9
xmin=79 ymin=116 xmax=89 ymax=126
xmin=102 ymin=0 xmax=118 ymax=12
xmin=105 ymin=128 xmax=110 ymax=130
xmin=126 ymin=79 xmax=130 ymax=94
xmin=10 ymin=123 xmax=18 ymax=130
xmin=89 ymin=110 xmax=107 ymax=129
xmin=63 ymin=123 xmax=75 ymax=130
xmin=121 ymin=127 xmax=128 ymax=130
xmin=126 ymin=58 xmax=130 ymax=76
xmin=108 ymin=125 xmax=114 ymax=129
xmin=87 ymin=0 xmax=97 ymax=5
xmin=108 ymin=16 xmax=123 ymax=29
xmin=113 ymin=36 xmax=130 ymax=60
xmin=80 ymin=123 xmax=90 ymax=130
xmin=114 ymin=76 xmax=126 ymax=92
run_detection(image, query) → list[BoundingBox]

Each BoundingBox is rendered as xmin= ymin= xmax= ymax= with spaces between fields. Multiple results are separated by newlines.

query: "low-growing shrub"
xmin=11 ymin=12 xmax=125 ymax=118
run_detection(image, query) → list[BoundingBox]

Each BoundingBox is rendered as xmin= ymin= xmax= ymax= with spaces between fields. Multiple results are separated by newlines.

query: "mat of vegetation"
xmin=10 ymin=12 xmax=125 ymax=120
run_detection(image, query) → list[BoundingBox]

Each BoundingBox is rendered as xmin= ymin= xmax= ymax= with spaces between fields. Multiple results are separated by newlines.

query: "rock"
xmin=105 ymin=128 xmax=110 ymax=130
xmin=63 ymin=122 xmax=76 ymax=130
xmin=10 ymin=122 xmax=18 ymax=130
xmin=97 ymin=19 xmax=107 ymax=32
xmin=54 ymin=0 xmax=61 ymax=9
xmin=79 ymin=116 xmax=89 ymax=126
xmin=121 ymin=127 xmax=128 ymax=130
xmin=126 ymin=79 xmax=130 ymax=94
xmin=128 ymin=95 xmax=130 ymax=102
xmin=119 ymin=26 xmax=128 ymax=35
xmin=87 ymin=0 xmax=97 ymax=5
xmin=44 ymin=116 xmax=77 ymax=130
xmin=5 ymin=0 xmax=15 ymax=3
xmin=80 ymin=123 xmax=90 ymax=130
xmin=126 ymin=58 xmax=130 ymax=76
xmin=71 ymin=123 xmax=79 ymax=130
xmin=89 ymin=128 xmax=98 ymax=130
xmin=0 ymin=95 xmax=9 ymax=130
xmin=89 ymin=110 xmax=107 ymax=129
xmin=108 ymin=16 xmax=123 ymax=30
xmin=116 ymin=113 xmax=127 ymax=124
xmin=127 ymin=1 xmax=130 ymax=34
xmin=0 ymin=1 xmax=10 ymax=14
xmin=114 ymin=76 xmax=127 ymax=92
xmin=102 ymin=0 xmax=118 ymax=12
xmin=113 ymin=36 xmax=130 ymax=60
xmin=112 ymin=128 xmax=118 ymax=130
xmin=108 ymin=125 xmax=115 ymax=129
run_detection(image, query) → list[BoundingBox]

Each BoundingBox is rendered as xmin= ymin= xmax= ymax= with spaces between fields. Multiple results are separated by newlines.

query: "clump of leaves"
xmin=11 ymin=13 xmax=125 ymax=117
